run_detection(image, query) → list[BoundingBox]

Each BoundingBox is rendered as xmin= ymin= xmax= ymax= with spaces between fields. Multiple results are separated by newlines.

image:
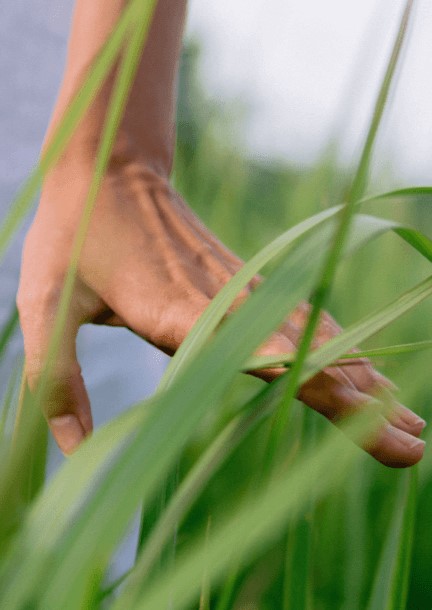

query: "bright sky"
xmin=186 ymin=0 xmax=432 ymax=184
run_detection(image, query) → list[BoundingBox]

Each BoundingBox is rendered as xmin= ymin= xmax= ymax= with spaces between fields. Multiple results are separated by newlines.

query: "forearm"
xmin=43 ymin=0 xmax=187 ymax=177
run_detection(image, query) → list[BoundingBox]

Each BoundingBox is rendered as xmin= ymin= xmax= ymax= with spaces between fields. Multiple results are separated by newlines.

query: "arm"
xmin=17 ymin=0 xmax=425 ymax=466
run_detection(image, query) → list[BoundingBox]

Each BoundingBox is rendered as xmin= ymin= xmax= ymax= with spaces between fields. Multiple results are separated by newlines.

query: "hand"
xmin=17 ymin=155 xmax=426 ymax=465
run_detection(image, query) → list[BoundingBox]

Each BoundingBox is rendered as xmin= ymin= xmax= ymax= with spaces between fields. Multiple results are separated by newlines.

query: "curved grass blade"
xmin=361 ymin=186 xmax=432 ymax=206
xmin=0 ymin=216 xmax=331 ymax=610
xmin=269 ymin=0 xmax=416 ymax=465
xmin=304 ymin=276 xmax=432 ymax=379
xmin=160 ymin=184 xmax=432 ymax=392
xmin=1 ymin=211 xmax=430 ymax=610
xmin=118 ymin=270 xmax=432 ymax=606
xmin=158 ymin=205 xmax=344 ymax=390
xmin=0 ymin=213 xmax=373 ymax=608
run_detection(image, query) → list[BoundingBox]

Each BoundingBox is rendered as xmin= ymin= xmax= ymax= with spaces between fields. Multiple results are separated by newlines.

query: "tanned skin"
xmin=17 ymin=0 xmax=426 ymax=464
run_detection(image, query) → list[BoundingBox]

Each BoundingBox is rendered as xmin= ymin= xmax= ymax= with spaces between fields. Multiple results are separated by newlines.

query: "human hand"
xmin=17 ymin=155 xmax=426 ymax=465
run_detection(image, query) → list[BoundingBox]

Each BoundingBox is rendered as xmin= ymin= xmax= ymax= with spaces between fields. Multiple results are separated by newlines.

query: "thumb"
xmin=18 ymin=296 xmax=92 ymax=455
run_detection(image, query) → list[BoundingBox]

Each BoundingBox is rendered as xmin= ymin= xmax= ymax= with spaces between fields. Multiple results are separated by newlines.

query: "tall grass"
xmin=1 ymin=0 xmax=432 ymax=608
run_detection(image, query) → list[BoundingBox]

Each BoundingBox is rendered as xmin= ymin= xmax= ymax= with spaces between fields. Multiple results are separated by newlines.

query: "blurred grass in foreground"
xmin=1 ymin=1 xmax=432 ymax=609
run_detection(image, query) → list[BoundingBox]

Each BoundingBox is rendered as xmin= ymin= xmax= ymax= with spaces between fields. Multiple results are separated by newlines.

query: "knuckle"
xmin=153 ymin=294 xmax=210 ymax=350
xmin=25 ymin=361 xmax=82 ymax=392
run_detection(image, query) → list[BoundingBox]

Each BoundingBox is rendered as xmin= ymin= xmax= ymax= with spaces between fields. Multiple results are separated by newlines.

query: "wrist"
xmin=42 ymin=108 xmax=173 ymax=181
xmin=40 ymin=127 xmax=172 ymax=208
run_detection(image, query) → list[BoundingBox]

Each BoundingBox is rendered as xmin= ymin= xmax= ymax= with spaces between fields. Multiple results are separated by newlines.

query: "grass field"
xmin=1 ymin=1 xmax=432 ymax=608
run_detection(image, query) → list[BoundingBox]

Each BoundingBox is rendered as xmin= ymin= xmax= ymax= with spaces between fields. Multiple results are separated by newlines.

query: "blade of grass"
xmin=0 ymin=360 xmax=22 ymax=440
xmin=0 ymin=210 xmax=367 ymax=608
xmin=12 ymin=382 xmax=48 ymax=507
xmin=0 ymin=305 xmax=19 ymax=360
xmin=138 ymin=210 xmax=408 ymax=568
xmin=282 ymin=409 xmax=315 ymax=610
xmin=1 ymin=210 xmax=430 ymax=610
xmin=0 ymin=0 xmax=158 ymax=551
xmin=0 ymin=372 xmax=47 ymax=555
xmin=268 ymin=0 xmax=417 ymax=466
xmin=366 ymin=469 xmax=417 ymax=610
xmin=243 ymin=339 xmax=432 ymax=370
xmin=0 ymin=0 xmax=154 ymax=261
xmin=118 ymin=269 xmax=432 ymax=605
xmin=342 ymin=461 xmax=369 ymax=610
xmin=360 ymin=186 xmax=432 ymax=205
xmin=214 ymin=565 xmax=241 ymax=610
xmin=160 ymin=183 xmax=432 ymax=393
xmin=0 ymin=207 xmax=328 ymax=610
xmin=0 ymin=0 xmax=157 ymax=546
xmin=31 ymin=0 xmax=158 ymax=438
xmin=158 ymin=205 xmax=343 ymax=390
xmin=123 ymin=412 xmax=382 ymax=610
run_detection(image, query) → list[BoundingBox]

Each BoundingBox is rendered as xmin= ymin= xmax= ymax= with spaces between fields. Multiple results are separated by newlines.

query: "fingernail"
xmin=49 ymin=414 xmax=85 ymax=455
xmin=386 ymin=424 xmax=426 ymax=450
xmin=394 ymin=403 xmax=427 ymax=430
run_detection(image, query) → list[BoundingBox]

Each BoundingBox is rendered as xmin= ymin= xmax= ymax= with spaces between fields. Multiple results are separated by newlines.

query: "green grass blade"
xmin=366 ymin=469 xmax=417 ymax=610
xmin=305 ymin=276 xmax=432 ymax=378
xmin=269 ymin=0 xmax=416 ymax=466
xmin=390 ymin=470 xmax=418 ymax=610
xmin=31 ymin=0 xmax=158 ymax=441
xmin=0 ymin=362 xmax=22 ymax=440
xmin=11 ymin=382 xmax=48 ymax=508
xmin=0 ymin=210 xmax=430 ymax=609
xmin=0 ymin=4 xmax=157 ymax=549
xmin=0 ymin=306 xmax=19 ymax=360
xmin=125 ymin=413 xmax=381 ymax=610
xmin=282 ymin=410 xmax=315 ymax=610
xmin=0 ymin=0 xmax=151 ymax=261
xmin=123 ymin=397 xmax=274 ymax=600
xmin=0 ymin=217 xmax=327 ymax=610
xmin=158 ymin=205 xmax=343 ymax=390
xmin=361 ymin=186 xmax=432 ymax=205
xmin=244 ymin=339 xmax=432 ymax=370
xmin=120 ymin=269 xmax=432 ymax=606
xmin=0 ymin=0 xmax=157 ymax=558
xmin=214 ymin=565 xmax=240 ymax=610
xmin=342 ymin=461 xmax=369 ymax=610
xmin=0 ymin=374 xmax=47 ymax=554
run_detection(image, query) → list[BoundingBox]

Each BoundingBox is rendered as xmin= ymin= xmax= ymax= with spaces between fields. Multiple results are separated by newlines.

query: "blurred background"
xmin=1 ymin=0 xmax=432 ymax=607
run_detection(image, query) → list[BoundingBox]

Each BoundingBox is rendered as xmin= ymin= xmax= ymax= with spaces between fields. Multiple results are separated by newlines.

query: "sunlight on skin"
xmin=17 ymin=0 xmax=425 ymax=466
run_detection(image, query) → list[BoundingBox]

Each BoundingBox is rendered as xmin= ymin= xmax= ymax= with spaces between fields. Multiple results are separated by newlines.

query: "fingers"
xmin=360 ymin=417 xmax=425 ymax=469
xmin=378 ymin=389 xmax=426 ymax=438
xmin=17 ymin=291 xmax=92 ymax=455
xmin=245 ymin=328 xmax=426 ymax=468
xmin=298 ymin=374 xmax=425 ymax=468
